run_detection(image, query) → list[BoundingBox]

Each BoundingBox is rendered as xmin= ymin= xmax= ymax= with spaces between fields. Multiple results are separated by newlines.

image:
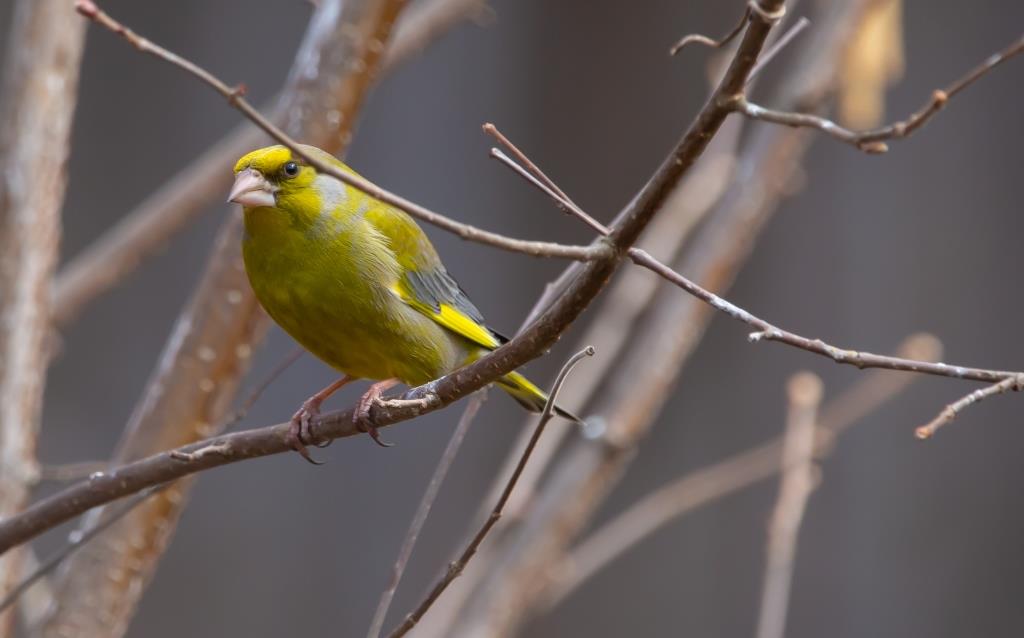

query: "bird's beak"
xmin=228 ymin=168 xmax=276 ymax=208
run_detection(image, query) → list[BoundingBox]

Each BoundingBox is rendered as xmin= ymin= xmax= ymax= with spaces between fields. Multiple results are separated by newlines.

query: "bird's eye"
xmin=283 ymin=161 xmax=300 ymax=177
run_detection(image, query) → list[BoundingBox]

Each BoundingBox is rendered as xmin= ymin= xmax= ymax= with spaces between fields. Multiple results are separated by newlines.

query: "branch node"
xmin=669 ymin=7 xmax=749 ymax=57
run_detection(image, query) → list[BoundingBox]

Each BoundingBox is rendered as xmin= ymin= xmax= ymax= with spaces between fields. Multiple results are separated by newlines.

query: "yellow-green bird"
xmin=229 ymin=144 xmax=577 ymax=462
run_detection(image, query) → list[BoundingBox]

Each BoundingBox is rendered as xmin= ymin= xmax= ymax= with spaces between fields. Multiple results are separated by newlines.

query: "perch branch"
xmin=387 ymin=347 xmax=594 ymax=638
xmin=734 ymin=34 xmax=1024 ymax=153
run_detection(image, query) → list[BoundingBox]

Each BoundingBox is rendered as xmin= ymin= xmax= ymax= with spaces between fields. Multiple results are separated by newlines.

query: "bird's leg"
xmin=354 ymin=378 xmax=400 ymax=448
xmin=288 ymin=375 xmax=354 ymax=464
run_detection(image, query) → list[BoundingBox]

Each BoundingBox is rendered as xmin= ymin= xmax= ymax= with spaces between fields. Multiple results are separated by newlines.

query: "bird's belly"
xmin=251 ymin=266 xmax=464 ymax=386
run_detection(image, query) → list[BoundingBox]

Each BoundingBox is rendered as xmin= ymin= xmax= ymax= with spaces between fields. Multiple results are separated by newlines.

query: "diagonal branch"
xmin=733 ymin=34 xmax=1024 ymax=153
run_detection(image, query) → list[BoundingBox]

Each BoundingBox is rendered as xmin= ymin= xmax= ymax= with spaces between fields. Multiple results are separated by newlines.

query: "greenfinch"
xmin=229 ymin=144 xmax=577 ymax=461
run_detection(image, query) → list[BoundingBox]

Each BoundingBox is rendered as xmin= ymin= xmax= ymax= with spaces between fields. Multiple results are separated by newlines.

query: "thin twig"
xmin=546 ymin=333 xmax=942 ymax=606
xmin=367 ymin=391 xmax=486 ymax=638
xmin=0 ymin=484 xmax=168 ymax=616
xmin=735 ymin=34 xmax=1024 ymax=153
xmin=73 ymin=0 xmax=602 ymax=263
xmin=669 ymin=7 xmax=749 ymax=56
xmin=387 ymin=347 xmax=594 ymax=638
xmin=628 ymin=247 xmax=1018 ymax=383
xmin=484 ymin=125 xmax=610 ymax=236
xmin=756 ymin=372 xmax=822 ymax=638
xmin=915 ymin=374 xmax=1024 ymax=440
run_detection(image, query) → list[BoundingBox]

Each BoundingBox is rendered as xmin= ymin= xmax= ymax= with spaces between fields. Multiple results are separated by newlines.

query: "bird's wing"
xmin=365 ymin=203 xmax=503 ymax=351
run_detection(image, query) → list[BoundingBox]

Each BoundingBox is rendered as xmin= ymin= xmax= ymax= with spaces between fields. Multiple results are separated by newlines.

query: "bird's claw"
xmin=288 ymin=402 xmax=325 ymax=465
xmin=354 ymin=390 xmax=394 ymax=448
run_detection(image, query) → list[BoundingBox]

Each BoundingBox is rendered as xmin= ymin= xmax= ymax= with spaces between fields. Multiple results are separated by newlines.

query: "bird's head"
xmin=229 ymin=144 xmax=324 ymax=209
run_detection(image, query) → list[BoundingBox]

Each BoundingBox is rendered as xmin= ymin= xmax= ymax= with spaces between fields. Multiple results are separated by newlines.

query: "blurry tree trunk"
xmin=37 ymin=1 xmax=406 ymax=636
xmin=0 ymin=0 xmax=86 ymax=634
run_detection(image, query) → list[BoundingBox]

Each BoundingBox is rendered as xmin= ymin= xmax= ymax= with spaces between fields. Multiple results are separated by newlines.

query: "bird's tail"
xmin=495 ymin=370 xmax=584 ymax=424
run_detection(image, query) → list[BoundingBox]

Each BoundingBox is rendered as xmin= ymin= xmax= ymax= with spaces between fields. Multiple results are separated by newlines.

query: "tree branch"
xmin=734 ymin=33 xmax=1024 ymax=153
xmin=0 ymin=0 xmax=87 ymax=630
xmin=756 ymin=371 xmax=822 ymax=638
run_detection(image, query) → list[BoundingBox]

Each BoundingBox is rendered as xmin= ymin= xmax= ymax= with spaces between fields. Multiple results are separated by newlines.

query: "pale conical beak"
xmin=228 ymin=169 xmax=276 ymax=208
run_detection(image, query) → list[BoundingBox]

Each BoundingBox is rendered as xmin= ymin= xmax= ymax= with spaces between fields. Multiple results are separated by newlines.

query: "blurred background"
xmin=2 ymin=0 xmax=1023 ymax=635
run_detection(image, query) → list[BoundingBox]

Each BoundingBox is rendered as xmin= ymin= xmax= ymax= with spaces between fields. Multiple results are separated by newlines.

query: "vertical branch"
xmin=38 ymin=1 xmax=408 ymax=636
xmin=0 ymin=0 xmax=87 ymax=633
xmin=755 ymin=372 xmax=822 ymax=638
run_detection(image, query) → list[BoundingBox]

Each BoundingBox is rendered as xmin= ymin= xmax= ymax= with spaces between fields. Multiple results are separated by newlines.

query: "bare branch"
xmin=53 ymin=0 xmax=491 ymax=326
xmin=367 ymin=391 xmax=486 ymax=638
xmin=735 ymin=34 xmax=1024 ymax=153
xmin=628 ymin=247 xmax=1019 ymax=384
xmin=756 ymin=372 xmax=822 ymax=638
xmin=0 ymin=0 xmax=87 ymax=629
xmin=387 ymin=347 xmax=594 ymax=638
xmin=915 ymin=374 xmax=1024 ymax=440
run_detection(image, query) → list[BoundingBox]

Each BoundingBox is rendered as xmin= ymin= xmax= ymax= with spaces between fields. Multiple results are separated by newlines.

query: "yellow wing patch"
xmin=392 ymin=284 xmax=500 ymax=350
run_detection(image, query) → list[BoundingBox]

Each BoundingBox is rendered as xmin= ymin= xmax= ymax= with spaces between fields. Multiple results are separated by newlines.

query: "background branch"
xmin=755 ymin=371 xmax=823 ymax=638
xmin=37 ymin=1 xmax=411 ymax=635
xmin=0 ymin=0 xmax=87 ymax=633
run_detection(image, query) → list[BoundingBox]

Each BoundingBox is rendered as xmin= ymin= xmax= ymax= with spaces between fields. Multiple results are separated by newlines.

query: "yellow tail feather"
xmin=496 ymin=370 xmax=583 ymax=424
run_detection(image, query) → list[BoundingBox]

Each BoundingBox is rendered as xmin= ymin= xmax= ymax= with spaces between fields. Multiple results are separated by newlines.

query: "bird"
xmin=229 ymin=143 xmax=579 ymax=462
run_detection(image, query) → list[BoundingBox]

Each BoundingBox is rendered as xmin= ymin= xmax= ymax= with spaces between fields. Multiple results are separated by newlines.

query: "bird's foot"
xmin=353 ymin=380 xmax=398 ymax=448
xmin=288 ymin=399 xmax=325 ymax=465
